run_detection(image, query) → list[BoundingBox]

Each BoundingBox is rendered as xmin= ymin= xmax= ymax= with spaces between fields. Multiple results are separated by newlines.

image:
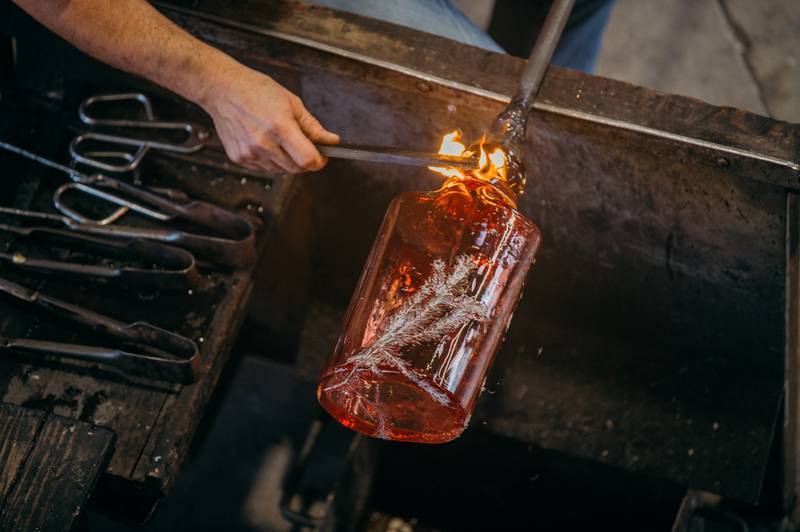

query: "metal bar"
xmin=0 ymin=140 xmax=79 ymax=177
xmin=158 ymin=5 xmax=799 ymax=175
xmin=786 ymin=193 xmax=800 ymax=523
xmin=516 ymin=0 xmax=574 ymax=108
xmin=536 ymin=104 xmax=800 ymax=173
xmin=488 ymin=0 xmax=575 ymax=150
xmin=318 ymin=143 xmax=476 ymax=169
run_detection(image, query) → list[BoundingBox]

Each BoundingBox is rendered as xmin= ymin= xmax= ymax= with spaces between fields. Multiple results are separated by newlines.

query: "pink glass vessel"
xmin=318 ymin=172 xmax=540 ymax=443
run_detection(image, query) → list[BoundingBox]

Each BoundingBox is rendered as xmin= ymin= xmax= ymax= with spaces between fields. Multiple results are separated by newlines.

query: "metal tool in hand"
xmin=74 ymin=92 xmax=470 ymax=171
xmin=0 ymin=142 xmax=257 ymax=266
xmin=70 ymin=93 xmax=210 ymax=173
xmin=0 ymin=276 xmax=200 ymax=383
xmin=316 ymin=143 xmax=477 ymax=169
xmin=0 ymin=209 xmax=197 ymax=289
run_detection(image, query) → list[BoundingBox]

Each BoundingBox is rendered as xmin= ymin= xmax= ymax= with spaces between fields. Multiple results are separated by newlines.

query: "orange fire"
xmin=429 ymin=130 xmax=508 ymax=183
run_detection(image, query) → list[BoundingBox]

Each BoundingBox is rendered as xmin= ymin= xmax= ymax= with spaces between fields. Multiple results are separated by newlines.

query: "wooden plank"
xmin=1 ymin=366 xmax=170 ymax=479
xmin=0 ymin=403 xmax=45 ymax=501
xmin=0 ymin=404 xmax=115 ymax=532
xmin=130 ymin=271 xmax=254 ymax=486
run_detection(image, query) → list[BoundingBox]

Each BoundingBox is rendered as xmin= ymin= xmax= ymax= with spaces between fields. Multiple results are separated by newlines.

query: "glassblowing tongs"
xmin=0 ymin=205 xmax=253 ymax=268
xmin=0 ymin=276 xmax=200 ymax=383
xmin=0 ymin=212 xmax=197 ymax=289
xmin=0 ymin=142 xmax=257 ymax=266
xmin=70 ymin=92 xmax=210 ymax=173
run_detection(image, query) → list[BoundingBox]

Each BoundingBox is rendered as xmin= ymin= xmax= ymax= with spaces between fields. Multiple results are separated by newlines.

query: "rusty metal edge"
xmin=786 ymin=192 xmax=800 ymax=523
xmin=157 ymin=4 xmax=800 ymax=182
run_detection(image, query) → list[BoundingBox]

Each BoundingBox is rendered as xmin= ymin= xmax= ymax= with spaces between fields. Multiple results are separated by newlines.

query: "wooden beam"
xmin=0 ymin=403 xmax=115 ymax=532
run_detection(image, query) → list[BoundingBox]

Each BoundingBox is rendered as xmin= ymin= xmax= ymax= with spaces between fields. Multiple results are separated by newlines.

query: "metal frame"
xmin=159 ymin=4 xmax=799 ymax=178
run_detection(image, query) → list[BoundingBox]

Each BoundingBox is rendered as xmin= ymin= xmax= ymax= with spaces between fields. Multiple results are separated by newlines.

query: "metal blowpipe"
xmin=316 ymin=0 xmax=574 ymax=171
xmin=489 ymin=0 xmax=576 ymax=148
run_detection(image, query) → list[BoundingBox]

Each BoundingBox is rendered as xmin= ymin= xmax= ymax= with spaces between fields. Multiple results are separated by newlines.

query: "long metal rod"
xmin=516 ymin=0 xmax=575 ymax=110
xmin=489 ymin=0 xmax=575 ymax=161
xmin=317 ymin=143 xmax=475 ymax=168
xmin=0 ymin=140 xmax=79 ymax=176
xmin=158 ymin=5 xmax=799 ymax=175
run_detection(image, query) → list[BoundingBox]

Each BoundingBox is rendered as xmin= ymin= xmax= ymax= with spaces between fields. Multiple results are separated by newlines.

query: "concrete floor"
xmin=454 ymin=0 xmax=799 ymax=123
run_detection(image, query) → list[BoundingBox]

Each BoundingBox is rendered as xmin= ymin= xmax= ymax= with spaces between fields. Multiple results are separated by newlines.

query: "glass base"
xmin=317 ymin=363 xmax=467 ymax=444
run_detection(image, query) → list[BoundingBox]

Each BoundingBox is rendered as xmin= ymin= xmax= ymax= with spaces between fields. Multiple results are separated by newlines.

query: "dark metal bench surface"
xmin=0 ymin=402 xmax=115 ymax=532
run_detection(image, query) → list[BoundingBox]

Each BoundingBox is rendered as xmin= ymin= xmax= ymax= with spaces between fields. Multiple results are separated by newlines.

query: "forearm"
xmin=12 ymin=0 xmax=235 ymax=107
xmin=13 ymin=0 xmax=338 ymax=173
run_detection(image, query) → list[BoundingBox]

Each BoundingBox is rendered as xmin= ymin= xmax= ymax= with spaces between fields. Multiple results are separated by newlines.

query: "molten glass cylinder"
xmin=318 ymin=162 xmax=540 ymax=443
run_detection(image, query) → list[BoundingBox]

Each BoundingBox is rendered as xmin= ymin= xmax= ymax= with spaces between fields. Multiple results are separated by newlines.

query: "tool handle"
xmin=0 ymin=277 xmax=132 ymax=336
xmin=4 ymin=338 xmax=127 ymax=363
xmin=97 ymin=177 xmax=254 ymax=239
xmin=0 ymin=252 xmax=123 ymax=279
xmin=68 ymin=223 xmax=257 ymax=267
xmin=1 ymin=337 xmax=197 ymax=383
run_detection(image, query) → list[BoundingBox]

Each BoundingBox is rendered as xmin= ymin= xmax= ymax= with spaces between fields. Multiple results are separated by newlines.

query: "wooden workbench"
xmin=0 ymin=403 xmax=115 ymax=531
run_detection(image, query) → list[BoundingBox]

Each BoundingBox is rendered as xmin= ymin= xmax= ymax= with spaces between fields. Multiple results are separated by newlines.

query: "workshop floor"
xmin=455 ymin=0 xmax=799 ymax=123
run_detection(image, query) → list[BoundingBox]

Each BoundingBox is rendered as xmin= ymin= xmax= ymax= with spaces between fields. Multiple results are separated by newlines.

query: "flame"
xmin=429 ymin=129 xmax=508 ymax=184
xmin=437 ymin=130 xmax=467 ymax=157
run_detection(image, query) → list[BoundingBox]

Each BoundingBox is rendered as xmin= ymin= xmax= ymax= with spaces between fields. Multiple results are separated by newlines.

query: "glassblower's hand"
xmin=201 ymin=65 xmax=339 ymax=174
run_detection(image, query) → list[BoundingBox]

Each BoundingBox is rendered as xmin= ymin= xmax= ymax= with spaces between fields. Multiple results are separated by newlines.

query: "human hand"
xmin=201 ymin=63 xmax=339 ymax=174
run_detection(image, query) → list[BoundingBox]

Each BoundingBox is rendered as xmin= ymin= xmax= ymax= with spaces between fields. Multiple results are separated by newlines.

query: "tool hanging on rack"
xmin=0 ymin=276 xmax=200 ymax=383
xmin=0 ymin=212 xmax=197 ymax=289
xmin=0 ymin=205 xmax=255 ymax=268
xmin=0 ymin=142 xmax=257 ymax=266
xmin=70 ymin=93 xmax=210 ymax=173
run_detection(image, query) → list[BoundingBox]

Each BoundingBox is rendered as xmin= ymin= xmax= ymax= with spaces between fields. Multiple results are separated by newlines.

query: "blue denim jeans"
xmin=307 ymin=0 xmax=614 ymax=72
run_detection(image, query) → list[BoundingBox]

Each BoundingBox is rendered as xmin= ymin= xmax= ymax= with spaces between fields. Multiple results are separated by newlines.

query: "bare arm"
xmin=12 ymin=0 xmax=339 ymax=173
